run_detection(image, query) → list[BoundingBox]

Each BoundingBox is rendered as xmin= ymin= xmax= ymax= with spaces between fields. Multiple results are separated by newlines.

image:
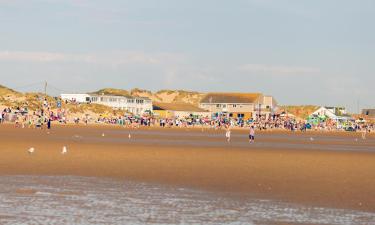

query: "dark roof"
xmin=200 ymin=93 xmax=262 ymax=104
xmin=153 ymin=102 xmax=208 ymax=112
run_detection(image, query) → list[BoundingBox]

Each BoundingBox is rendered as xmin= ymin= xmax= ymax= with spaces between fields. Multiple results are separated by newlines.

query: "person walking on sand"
xmin=249 ymin=125 xmax=255 ymax=143
xmin=225 ymin=124 xmax=231 ymax=142
xmin=47 ymin=117 xmax=52 ymax=129
xmin=361 ymin=125 xmax=367 ymax=140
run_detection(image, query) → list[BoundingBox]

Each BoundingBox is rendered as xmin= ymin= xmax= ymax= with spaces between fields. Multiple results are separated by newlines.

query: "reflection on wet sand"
xmin=1 ymin=176 xmax=374 ymax=225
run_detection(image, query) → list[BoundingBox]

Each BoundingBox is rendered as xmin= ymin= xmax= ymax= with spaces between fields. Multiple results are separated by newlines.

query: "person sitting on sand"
xmin=249 ymin=126 xmax=255 ymax=143
xmin=35 ymin=117 xmax=42 ymax=129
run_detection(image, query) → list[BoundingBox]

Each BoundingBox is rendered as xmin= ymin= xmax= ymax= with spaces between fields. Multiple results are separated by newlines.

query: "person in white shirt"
xmin=225 ymin=124 xmax=231 ymax=142
xmin=249 ymin=126 xmax=255 ymax=143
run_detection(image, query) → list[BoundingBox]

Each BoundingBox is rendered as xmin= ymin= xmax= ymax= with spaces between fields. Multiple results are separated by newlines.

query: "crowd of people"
xmin=0 ymin=98 xmax=69 ymax=129
xmin=1 ymin=100 xmax=373 ymax=138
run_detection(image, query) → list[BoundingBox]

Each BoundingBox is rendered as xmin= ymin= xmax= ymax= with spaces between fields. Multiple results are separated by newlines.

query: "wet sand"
xmin=0 ymin=124 xmax=374 ymax=213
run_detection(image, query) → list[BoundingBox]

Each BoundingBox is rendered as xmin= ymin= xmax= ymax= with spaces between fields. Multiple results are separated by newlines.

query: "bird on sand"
xmin=28 ymin=147 xmax=35 ymax=154
xmin=62 ymin=146 xmax=68 ymax=155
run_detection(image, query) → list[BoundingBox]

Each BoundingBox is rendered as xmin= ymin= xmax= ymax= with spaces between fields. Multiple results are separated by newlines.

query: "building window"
xmin=233 ymin=104 xmax=237 ymax=108
xmin=222 ymin=104 xmax=227 ymax=108
xmin=216 ymin=104 xmax=221 ymax=108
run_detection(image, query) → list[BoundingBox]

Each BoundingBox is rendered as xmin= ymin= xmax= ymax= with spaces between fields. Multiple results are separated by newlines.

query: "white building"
xmin=60 ymin=94 xmax=91 ymax=103
xmin=263 ymin=95 xmax=278 ymax=112
xmin=90 ymin=95 xmax=152 ymax=115
xmin=311 ymin=106 xmax=350 ymax=120
xmin=61 ymin=93 xmax=152 ymax=115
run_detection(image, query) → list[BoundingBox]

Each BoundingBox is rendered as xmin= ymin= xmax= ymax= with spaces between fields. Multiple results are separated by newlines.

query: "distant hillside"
xmin=153 ymin=90 xmax=205 ymax=106
xmin=130 ymin=88 xmax=161 ymax=101
xmin=90 ymin=88 xmax=131 ymax=97
xmin=92 ymin=88 xmax=206 ymax=106
xmin=281 ymin=105 xmax=320 ymax=119
xmin=0 ymin=85 xmax=21 ymax=96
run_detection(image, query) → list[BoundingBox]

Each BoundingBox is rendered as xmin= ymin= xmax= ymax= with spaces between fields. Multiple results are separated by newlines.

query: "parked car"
xmin=344 ymin=126 xmax=356 ymax=132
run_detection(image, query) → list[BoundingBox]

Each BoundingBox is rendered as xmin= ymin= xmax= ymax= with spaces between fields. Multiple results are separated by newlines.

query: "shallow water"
xmin=0 ymin=176 xmax=374 ymax=225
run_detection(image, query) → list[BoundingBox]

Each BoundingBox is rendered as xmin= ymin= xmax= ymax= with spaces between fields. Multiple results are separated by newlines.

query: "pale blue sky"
xmin=0 ymin=0 xmax=374 ymax=112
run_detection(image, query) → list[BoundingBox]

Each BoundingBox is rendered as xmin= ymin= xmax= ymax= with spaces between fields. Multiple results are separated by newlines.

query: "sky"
xmin=0 ymin=0 xmax=374 ymax=112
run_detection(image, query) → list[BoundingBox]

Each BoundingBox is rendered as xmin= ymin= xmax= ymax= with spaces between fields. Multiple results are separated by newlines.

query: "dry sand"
xmin=0 ymin=124 xmax=374 ymax=213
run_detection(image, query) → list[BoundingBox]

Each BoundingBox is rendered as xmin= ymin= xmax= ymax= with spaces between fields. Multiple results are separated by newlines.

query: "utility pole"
xmin=44 ymin=81 xmax=47 ymax=97
xmin=40 ymin=81 xmax=47 ymax=113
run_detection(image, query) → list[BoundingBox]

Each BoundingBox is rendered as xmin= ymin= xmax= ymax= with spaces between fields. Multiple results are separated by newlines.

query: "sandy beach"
xmin=0 ymin=124 xmax=374 ymax=215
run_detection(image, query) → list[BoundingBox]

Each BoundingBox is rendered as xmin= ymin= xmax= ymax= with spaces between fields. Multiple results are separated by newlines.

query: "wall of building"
xmin=262 ymin=96 xmax=277 ymax=111
xmin=154 ymin=110 xmax=210 ymax=118
xmin=153 ymin=110 xmax=174 ymax=118
xmin=61 ymin=94 xmax=90 ymax=103
xmin=91 ymin=96 xmax=152 ymax=115
xmin=362 ymin=109 xmax=375 ymax=118
xmin=229 ymin=112 xmax=253 ymax=120
xmin=174 ymin=111 xmax=211 ymax=118
xmin=199 ymin=103 xmax=256 ymax=114
xmin=61 ymin=94 xmax=152 ymax=116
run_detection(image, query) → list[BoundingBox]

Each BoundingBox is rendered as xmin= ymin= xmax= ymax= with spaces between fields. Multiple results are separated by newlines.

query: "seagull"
xmin=355 ymin=138 xmax=358 ymax=142
xmin=310 ymin=137 xmax=314 ymax=141
xmin=62 ymin=146 xmax=67 ymax=155
xmin=28 ymin=147 xmax=35 ymax=154
xmin=128 ymin=133 xmax=131 ymax=139
xmin=73 ymin=135 xmax=82 ymax=140
xmin=102 ymin=133 xmax=105 ymax=137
